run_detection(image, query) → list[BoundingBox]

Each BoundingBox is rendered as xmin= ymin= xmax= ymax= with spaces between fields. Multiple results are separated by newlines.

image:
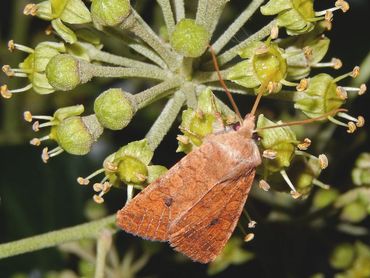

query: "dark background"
xmin=0 ymin=0 xmax=369 ymax=277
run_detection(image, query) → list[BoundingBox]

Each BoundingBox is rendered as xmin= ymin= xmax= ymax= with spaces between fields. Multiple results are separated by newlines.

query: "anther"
xmin=23 ymin=3 xmax=38 ymax=16
xmin=30 ymin=138 xmax=41 ymax=146
xmin=93 ymin=183 xmax=104 ymax=192
xmin=42 ymin=147 xmax=49 ymax=163
xmin=248 ymin=221 xmax=257 ymax=228
xmin=350 ymin=66 xmax=360 ymax=78
xmin=7 ymin=40 xmax=15 ymax=52
xmin=296 ymin=79 xmax=308 ymax=91
xmin=336 ymin=86 xmax=348 ymax=100
xmin=290 ymin=191 xmax=302 ymax=199
xmin=347 ymin=121 xmax=356 ymax=133
xmin=103 ymin=161 xmax=118 ymax=172
xmin=332 ymin=58 xmax=342 ymax=69
xmin=244 ymin=233 xmax=255 ymax=242
xmin=24 ymin=111 xmax=33 ymax=122
xmin=1 ymin=85 xmax=12 ymax=99
xmin=258 ymin=179 xmax=270 ymax=191
xmin=356 ymin=116 xmax=365 ymax=128
xmin=318 ymin=154 xmax=329 ymax=169
xmin=93 ymin=194 xmax=104 ymax=204
xmin=298 ymin=138 xmax=311 ymax=150
xmin=2 ymin=65 xmax=15 ymax=77
xmin=77 ymin=177 xmax=90 ymax=185
xmin=359 ymin=84 xmax=367 ymax=95
xmin=335 ymin=0 xmax=350 ymax=12
xmin=32 ymin=121 xmax=40 ymax=132
xmin=263 ymin=150 xmax=277 ymax=160
xmin=177 ymin=135 xmax=190 ymax=145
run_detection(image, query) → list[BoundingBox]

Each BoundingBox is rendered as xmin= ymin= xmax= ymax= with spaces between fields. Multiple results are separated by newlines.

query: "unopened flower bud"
xmin=94 ymin=88 xmax=137 ymax=130
xmin=91 ymin=0 xmax=131 ymax=27
xmin=170 ymin=19 xmax=210 ymax=58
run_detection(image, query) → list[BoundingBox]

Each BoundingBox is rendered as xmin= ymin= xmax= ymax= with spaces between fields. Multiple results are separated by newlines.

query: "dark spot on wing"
xmin=164 ymin=197 xmax=173 ymax=207
xmin=209 ymin=218 xmax=219 ymax=226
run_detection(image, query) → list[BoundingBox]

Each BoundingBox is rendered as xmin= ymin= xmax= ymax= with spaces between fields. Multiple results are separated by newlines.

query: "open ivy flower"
xmin=227 ymin=40 xmax=288 ymax=94
xmin=279 ymin=22 xmax=339 ymax=80
xmin=261 ymin=0 xmax=350 ymax=35
xmin=294 ymin=67 xmax=366 ymax=133
xmin=257 ymin=114 xmax=330 ymax=198
xmin=1 ymin=41 xmax=66 ymax=98
xmin=77 ymin=139 xmax=167 ymax=204
xmin=24 ymin=105 xmax=104 ymax=162
xmin=24 ymin=0 xmax=91 ymax=43
xmin=177 ymin=88 xmax=232 ymax=154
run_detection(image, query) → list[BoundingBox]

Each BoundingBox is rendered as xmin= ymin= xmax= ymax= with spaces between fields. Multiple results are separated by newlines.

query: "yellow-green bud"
xmin=170 ymin=19 xmax=210 ymax=58
xmin=46 ymin=54 xmax=80 ymax=91
xmin=330 ymin=243 xmax=356 ymax=270
xmin=313 ymin=188 xmax=339 ymax=209
xmin=56 ymin=115 xmax=103 ymax=155
xmin=91 ymin=0 xmax=131 ymax=27
xmin=340 ymin=202 xmax=367 ymax=223
xmin=352 ymin=153 xmax=370 ymax=186
xmin=94 ymin=88 xmax=136 ymax=130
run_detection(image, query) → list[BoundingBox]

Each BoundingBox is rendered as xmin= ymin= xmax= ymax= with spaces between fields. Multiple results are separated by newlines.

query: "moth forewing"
xmin=116 ymin=115 xmax=262 ymax=262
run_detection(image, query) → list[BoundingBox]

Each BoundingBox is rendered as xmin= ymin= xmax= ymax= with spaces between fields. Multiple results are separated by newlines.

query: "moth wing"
xmin=169 ymin=169 xmax=255 ymax=263
xmin=116 ymin=137 xmax=233 ymax=241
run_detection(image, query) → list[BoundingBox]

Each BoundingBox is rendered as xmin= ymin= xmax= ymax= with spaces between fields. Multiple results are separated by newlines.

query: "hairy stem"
xmin=80 ymin=42 xmax=162 ymax=71
xmin=196 ymin=0 xmax=229 ymax=36
xmin=0 ymin=215 xmax=116 ymax=259
xmin=146 ymin=90 xmax=186 ymax=150
xmin=174 ymin=0 xmax=185 ymax=22
xmin=212 ymin=0 xmax=265 ymax=54
xmin=95 ymin=229 xmax=113 ymax=278
xmin=157 ymin=0 xmax=176 ymax=34
xmin=120 ymin=9 xmax=179 ymax=70
xmin=134 ymin=77 xmax=182 ymax=110
xmin=205 ymin=20 xmax=276 ymax=68
xmin=83 ymin=62 xmax=169 ymax=81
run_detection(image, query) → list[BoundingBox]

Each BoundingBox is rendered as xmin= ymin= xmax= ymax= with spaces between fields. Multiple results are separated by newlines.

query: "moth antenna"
xmin=250 ymin=86 xmax=265 ymax=117
xmin=254 ymin=108 xmax=348 ymax=132
xmin=209 ymin=45 xmax=243 ymax=123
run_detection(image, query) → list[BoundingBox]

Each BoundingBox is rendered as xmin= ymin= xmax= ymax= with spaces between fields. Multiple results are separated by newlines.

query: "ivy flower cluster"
xmin=1 ymin=0 xmax=366 ymax=206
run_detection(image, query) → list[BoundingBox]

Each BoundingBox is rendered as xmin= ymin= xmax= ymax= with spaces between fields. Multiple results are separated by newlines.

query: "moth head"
xmin=237 ymin=114 xmax=255 ymax=138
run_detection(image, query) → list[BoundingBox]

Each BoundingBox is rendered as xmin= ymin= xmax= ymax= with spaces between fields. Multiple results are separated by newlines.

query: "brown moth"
xmin=116 ymin=113 xmax=261 ymax=263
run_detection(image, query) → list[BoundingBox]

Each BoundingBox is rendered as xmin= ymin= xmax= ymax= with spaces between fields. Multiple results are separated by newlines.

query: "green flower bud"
xmin=170 ymin=19 xmax=210 ymax=57
xmin=261 ymin=0 xmax=316 ymax=35
xmin=227 ymin=41 xmax=287 ymax=93
xmin=330 ymin=243 xmax=356 ymax=270
xmin=257 ymin=114 xmax=298 ymax=173
xmin=91 ymin=0 xmax=131 ymax=27
xmin=294 ymin=74 xmax=343 ymax=118
xmin=340 ymin=202 xmax=367 ymax=223
xmin=313 ymin=188 xmax=339 ymax=209
xmin=46 ymin=54 xmax=81 ymax=91
xmin=352 ymin=153 xmax=370 ymax=187
xmin=55 ymin=114 xmax=104 ymax=155
xmin=94 ymin=88 xmax=137 ymax=130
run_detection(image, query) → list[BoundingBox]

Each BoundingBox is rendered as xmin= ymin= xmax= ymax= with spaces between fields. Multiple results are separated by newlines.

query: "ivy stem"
xmin=120 ymin=9 xmax=180 ymax=70
xmin=212 ymin=0 xmax=265 ymax=54
xmin=157 ymin=0 xmax=176 ymax=34
xmin=134 ymin=77 xmax=183 ymax=110
xmin=174 ymin=0 xmax=185 ymax=22
xmin=146 ymin=90 xmax=186 ymax=150
xmin=80 ymin=42 xmax=163 ymax=71
xmin=104 ymin=27 xmax=168 ymax=69
xmin=95 ymin=229 xmax=113 ymax=278
xmin=81 ymin=61 xmax=170 ymax=82
xmin=205 ymin=20 xmax=276 ymax=68
xmin=0 ymin=215 xmax=116 ymax=259
xmin=193 ymin=69 xmax=230 ymax=83
xmin=196 ymin=0 xmax=229 ymax=36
